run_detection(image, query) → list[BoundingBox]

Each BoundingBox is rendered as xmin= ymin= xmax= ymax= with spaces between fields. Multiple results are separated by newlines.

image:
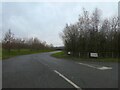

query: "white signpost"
xmin=68 ymin=52 xmax=71 ymax=55
xmin=90 ymin=53 xmax=98 ymax=58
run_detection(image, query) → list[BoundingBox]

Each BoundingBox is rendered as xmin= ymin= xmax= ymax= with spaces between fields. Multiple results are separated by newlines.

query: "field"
xmin=51 ymin=51 xmax=119 ymax=62
xmin=2 ymin=49 xmax=53 ymax=60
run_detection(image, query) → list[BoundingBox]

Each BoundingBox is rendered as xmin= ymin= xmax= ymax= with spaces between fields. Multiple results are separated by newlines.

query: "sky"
xmin=1 ymin=1 xmax=118 ymax=46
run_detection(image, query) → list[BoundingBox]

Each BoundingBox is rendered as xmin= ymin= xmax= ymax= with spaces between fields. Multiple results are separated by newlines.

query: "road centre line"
xmin=54 ymin=70 xmax=82 ymax=90
xmin=78 ymin=63 xmax=112 ymax=70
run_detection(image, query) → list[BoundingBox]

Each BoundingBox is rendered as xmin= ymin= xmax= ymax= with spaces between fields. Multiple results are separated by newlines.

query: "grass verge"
xmin=0 ymin=48 xmax=1 ymax=60
xmin=2 ymin=49 xmax=53 ymax=60
xmin=51 ymin=51 xmax=120 ymax=62
xmin=51 ymin=51 xmax=69 ymax=58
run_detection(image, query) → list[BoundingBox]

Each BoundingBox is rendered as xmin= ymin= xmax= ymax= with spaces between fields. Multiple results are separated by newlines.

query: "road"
xmin=2 ymin=51 xmax=118 ymax=89
xmin=0 ymin=60 xmax=2 ymax=90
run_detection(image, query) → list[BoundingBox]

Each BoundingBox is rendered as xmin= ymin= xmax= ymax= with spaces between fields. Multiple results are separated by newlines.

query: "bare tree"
xmin=3 ymin=29 xmax=14 ymax=54
xmin=61 ymin=8 xmax=119 ymax=58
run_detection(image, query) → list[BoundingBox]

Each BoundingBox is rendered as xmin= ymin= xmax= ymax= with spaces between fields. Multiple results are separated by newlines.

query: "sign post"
xmin=68 ymin=52 xmax=71 ymax=55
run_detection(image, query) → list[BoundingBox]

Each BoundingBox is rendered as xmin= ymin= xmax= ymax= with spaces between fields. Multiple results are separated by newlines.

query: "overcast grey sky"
xmin=1 ymin=2 xmax=118 ymax=46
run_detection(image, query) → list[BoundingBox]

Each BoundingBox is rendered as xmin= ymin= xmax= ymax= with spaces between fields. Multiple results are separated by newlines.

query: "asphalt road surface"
xmin=2 ymin=51 xmax=118 ymax=89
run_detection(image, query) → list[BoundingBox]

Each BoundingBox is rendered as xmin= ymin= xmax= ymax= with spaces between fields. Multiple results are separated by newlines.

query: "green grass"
xmin=51 ymin=51 xmax=120 ymax=62
xmin=2 ymin=49 xmax=53 ymax=60
xmin=51 ymin=51 xmax=69 ymax=58
xmin=0 ymin=48 xmax=2 ymax=59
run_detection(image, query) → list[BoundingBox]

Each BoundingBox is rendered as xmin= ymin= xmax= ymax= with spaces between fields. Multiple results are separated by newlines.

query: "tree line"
xmin=2 ymin=29 xmax=53 ymax=53
xmin=61 ymin=8 xmax=120 ymax=58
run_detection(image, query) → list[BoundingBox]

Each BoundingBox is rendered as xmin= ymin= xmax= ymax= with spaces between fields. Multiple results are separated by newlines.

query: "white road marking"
xmin=54 ymin=70 xmax=82 ymax=90
xmin=79 ymin=63 xmax=97 ymax=69
xmin=98 ymin=66 xmax=112 ymax=70
xmin=78 ymin=63 xmax=112 ymax=70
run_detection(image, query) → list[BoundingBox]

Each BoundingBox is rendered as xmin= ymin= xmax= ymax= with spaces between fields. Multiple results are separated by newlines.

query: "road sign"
xmin=90 ymin=53 xmax=98 ymax=57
